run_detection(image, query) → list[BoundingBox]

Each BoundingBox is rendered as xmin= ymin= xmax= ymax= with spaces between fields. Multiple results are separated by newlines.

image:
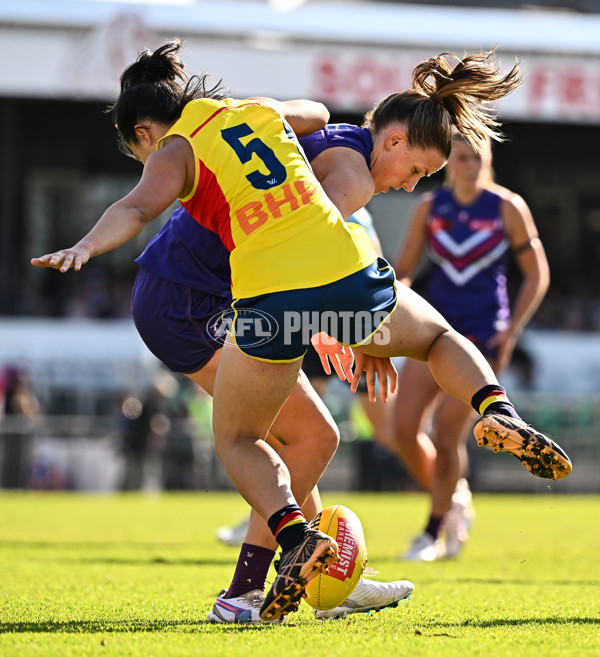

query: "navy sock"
xmin=223 ymin=543 xmax=276 ymax=599
xmin=471 ymin=384 xmax=521 ymax=420
xmin=267 ymin=504 xmax=310 ymax=551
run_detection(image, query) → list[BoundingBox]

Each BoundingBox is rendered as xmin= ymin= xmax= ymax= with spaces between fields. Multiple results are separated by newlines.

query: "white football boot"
xmin=314 ymin=577 xmax=414 ymax=620
xmin=207 ymin=589 xmax=265 ymax=623
xmin=401 ymin=532 xmax=446 ymax=562
xmin=444 ymin=478 xmax=475 ymax=558
xmin=215 ymin=516 xmax=250 ymax=547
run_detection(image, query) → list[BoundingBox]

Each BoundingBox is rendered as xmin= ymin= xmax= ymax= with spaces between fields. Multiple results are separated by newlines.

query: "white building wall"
xmin=2 ymin=0 xmax=600 ymax=122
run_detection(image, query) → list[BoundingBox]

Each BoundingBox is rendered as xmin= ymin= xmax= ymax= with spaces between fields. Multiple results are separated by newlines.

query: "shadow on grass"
xmin=416 ymin=577 xmax=600 ymax=587
xmin=431 ymin=616 xmax=600 ymax=629
xmin=52 ymin=556 xmax=236 ymax=567
xmin=1 ymin=540 xmax=236 ymax=567
xmin=0 ymin=619 xmax=278 ymax=634
xmin=1 ymin=540 xmax=218 ymax=551
xmin=3 ymin=616 xmax=598 ymax=635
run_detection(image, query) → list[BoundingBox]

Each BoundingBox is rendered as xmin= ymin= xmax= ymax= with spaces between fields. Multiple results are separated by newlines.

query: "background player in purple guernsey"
xmin=393 ymin=132 xmax=550 ymax=561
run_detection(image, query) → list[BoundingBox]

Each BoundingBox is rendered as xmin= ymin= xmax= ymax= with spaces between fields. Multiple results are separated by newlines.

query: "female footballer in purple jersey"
xmin=32 ymin=42 xmax=571 ymax=623
xmin=393 ymin=132 xmax=549 ymax=562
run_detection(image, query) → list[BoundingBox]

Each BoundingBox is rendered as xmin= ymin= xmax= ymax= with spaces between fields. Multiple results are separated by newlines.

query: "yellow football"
xmin=305 ymin=505 xmax=367 ymax=610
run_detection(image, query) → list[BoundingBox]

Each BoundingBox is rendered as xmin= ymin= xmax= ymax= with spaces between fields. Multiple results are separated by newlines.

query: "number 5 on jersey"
xmin=221 ymin=123 xmax=287 ymax=190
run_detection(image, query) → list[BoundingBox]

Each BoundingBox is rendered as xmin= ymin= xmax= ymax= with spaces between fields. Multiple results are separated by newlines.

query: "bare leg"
xmin=242 ymin=373 xmax=336 ymax=550
xmin=357 ymin=284 xmax=498 ymax=403
xmin=429 ymin=395 xmax=476 ymax=518
xmin=211 ymin=337 xmax=331 ymax=521
xmin=425 ymin=354 xmax=498 ymax=515
xmin=392 ymin=358 xmax=441 ymax=490
xmin=393 ymin=358 xmax=476 ymax=559
xmin=188 ymin=351 xmax=335 ymax=549
xmin=364 ymin=286 xmax=571 ymax=483
xmin=435 ymin=356 xmax=498 ymax=493
xmin=357 ymin=389 xmax=397 ymax=453
xmin=270 ymin=370 xmax=338 ymax=504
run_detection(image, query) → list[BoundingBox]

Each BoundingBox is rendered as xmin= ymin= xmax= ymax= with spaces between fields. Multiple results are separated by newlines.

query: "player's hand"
xmin=310 ymin=332 xmax=355 ymax=382
xmin=351 ymin=352 xmax=398 ymax=403
xmin=31 ymin=247 xmax=91 ymax=273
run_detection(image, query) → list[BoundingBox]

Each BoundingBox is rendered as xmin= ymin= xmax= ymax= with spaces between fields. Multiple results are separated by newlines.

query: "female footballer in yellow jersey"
xmin=32 ymin=41 xmax=571 ymax=622
xmin=163 ymin=96 xmax=376 ymax=299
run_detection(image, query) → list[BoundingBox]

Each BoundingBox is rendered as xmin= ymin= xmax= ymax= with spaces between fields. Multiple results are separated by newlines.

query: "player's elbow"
xmin=134 ymin=207 xmax=157 ymax=229
xmin=315 ymin=102 xmax=330 ymax=125
xmin=303 ymin=103 xmax=331 ymax=133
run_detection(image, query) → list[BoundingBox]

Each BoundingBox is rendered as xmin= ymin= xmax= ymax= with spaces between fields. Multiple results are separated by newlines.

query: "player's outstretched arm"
xmin=30 ymin=203 xmax=153 ymax=272
xmin=31 ymin=138 xmax=189 ymax=272
xmin=487 ymin=191 xmax=550 ymax=371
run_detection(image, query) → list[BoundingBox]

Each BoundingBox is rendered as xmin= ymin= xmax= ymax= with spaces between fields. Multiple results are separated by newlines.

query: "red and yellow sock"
xmin=471 ymin=384 xmax=520 ymax=419
xmin=267 ymin=504 xmax=310 ymax=551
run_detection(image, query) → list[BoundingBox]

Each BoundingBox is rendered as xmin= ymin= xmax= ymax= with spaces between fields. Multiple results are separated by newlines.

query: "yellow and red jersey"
xmin=158 ymin=98 xmax=376 ymax=299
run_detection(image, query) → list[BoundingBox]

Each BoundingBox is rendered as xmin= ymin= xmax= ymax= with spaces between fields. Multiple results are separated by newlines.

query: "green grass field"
xmin=0 ymin=491 xmax=598 ymax=657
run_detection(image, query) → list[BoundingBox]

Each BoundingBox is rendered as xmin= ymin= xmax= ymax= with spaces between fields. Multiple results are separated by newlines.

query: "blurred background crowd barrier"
xmin=1 ymin=319 xmax=598 ymax=494
xmin=1 ymin=0 xmax=600 ymax=494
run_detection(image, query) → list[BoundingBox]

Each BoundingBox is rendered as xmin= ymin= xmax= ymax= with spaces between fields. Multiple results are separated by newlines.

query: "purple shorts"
xmin=447 ymin=321 xmax=499 ymax=361
xmin=131 ymin=266 xmax=231 ymax=374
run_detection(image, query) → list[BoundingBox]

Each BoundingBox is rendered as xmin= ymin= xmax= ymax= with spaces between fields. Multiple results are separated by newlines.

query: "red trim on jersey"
xmin=189 ymin=102 xmax=262 ymax=138
xmin=427 ymin=230 xmax=506 ymax=271
xmin=182 ymin=160 xmax=235 ymax=252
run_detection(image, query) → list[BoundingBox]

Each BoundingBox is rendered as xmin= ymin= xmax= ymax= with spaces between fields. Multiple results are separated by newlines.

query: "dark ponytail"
xmin=108 ymin=40 xmax=229 ymax=149
xmin=363 ymin=49 xmax=522 ymax=158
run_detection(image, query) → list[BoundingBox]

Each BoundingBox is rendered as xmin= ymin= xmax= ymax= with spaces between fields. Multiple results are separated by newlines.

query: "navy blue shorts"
xmin=230 ymin=258 xmax=397 ymax=362
xmin=301 ymin=344 xmax=328 ymax=380
xmin=131 ymin=266 xmax=231 ymax=374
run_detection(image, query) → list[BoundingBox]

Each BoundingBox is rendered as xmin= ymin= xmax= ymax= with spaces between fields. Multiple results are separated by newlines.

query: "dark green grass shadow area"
xmin=50 ymin=556 xmax=235 ymax=567
xmin=1 ymin=540 xmax=229 ymax=553
xmin=0 ymin=619 xmax=278 ymax=634
xmin=416 ymin=577 xmax=600 ymax=587
xmin=430 ymin=616 xmax=600 ymax=629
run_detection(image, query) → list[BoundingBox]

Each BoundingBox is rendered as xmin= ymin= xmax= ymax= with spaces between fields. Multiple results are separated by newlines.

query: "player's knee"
xmin=373 ymin=430 xmax=396 ymax=453
xmin=213 ymin=432 xmax=261 ymax=463
xmin=322 ymin=421 xmax=341 ymax=457
xmin=425 ymin=327 xmax=452 ymax=359
xmin=394 ymin=416 xmax=419 ymax=451
xmin=310 ymin=420 xmax=340 ymax=465
xmin=433 ymin=440 xmax=455 ymax=460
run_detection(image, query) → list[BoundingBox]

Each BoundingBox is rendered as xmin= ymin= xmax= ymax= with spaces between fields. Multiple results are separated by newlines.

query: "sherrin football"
xmin=305 ymin=505 xmax=367 ymax=610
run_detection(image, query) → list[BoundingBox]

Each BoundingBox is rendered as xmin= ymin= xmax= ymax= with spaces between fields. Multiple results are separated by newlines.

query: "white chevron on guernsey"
xmin=428 ymin=239 xmax=509 ymax=286
xmin=431 ymin=227 xmax=497 ymax=258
